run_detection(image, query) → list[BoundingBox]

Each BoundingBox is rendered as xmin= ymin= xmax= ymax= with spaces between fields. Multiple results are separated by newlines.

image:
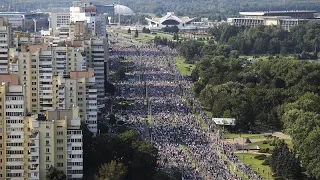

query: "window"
xmin=45 ymin=141 xmax=49 ymax=146
xmin=46 ymin=156 xmax=50 ymax=161
xmin=57 ymin=139 xmax=63 ymax=144
xmin=46 ymin=164 xmax=49 ymax=169
xmin=57 ymin=147 xmax=63 ymax=151
xmin=57 ymin=131 xmax=63 ymax=136
xmin=57 ymin=155 xmax=63 ymax=159
xmin=57 ymin=163 xmax=63 ymax=167
xmin=46 ymin=133 xmax=49 ymax=137
xmin=46 ymin=148 xmax=50 ymax=153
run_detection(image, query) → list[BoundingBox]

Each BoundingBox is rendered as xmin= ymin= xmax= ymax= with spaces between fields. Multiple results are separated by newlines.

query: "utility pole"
xmin=118 ymin=0 xmax=121 ymax=26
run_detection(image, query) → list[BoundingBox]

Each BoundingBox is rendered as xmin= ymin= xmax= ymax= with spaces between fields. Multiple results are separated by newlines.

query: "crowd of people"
xmin=108 ymin=44 xmax=263 ymax=180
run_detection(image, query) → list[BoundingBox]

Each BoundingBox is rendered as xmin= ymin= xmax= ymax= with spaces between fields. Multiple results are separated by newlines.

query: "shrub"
xmin=270 ymin=138 xmax=284 ymax=146
xmin=255 ymin=154 xmax=267 ymax=160
xmin=274 ymin=177 xmax=286 ymax=180
xmin=259 ymin=148 xmax=270 ymax=153
xmin=245 ymin=138 xmax=251 ymax=143
xmin=262 ymin=158 xmax=270 ymax=165
xmin=264 ymin=134 xmax=273 ymax=139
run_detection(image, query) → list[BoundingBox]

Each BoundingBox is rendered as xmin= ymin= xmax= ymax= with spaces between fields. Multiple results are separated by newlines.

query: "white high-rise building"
xmin=70 ymin=1 xmax=107 ymax=37
xmin=0 ymin=18 xmax=12 ymax=74
xmin=53 ymin=68 xmax=98 ymax=134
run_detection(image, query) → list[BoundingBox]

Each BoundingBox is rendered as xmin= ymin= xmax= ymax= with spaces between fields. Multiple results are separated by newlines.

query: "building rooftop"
xmin=240 ymin=10 xmax=317 ymax=16
xmin=114 ymin=4 xmax=134 ymax=16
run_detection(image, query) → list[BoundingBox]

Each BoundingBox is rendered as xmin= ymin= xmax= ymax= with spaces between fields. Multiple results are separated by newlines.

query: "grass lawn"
xmin=193 ymin=113 xmax=209 ymax=132
xmin=217 ymin=151 xmax=249 ymax=180
xmin=250 ymin=139 xmax=293 ymax=151
xmin=224 ymin=133 xmax=265 ymax=139
xmin=146 ymin=115 xmax=151 ymax=124
xmin=284 ymin=139 xmax=293 ymax=149
xmin=236 ymin=153 xmax=273 ymax=180
xmin=179 ymin=145 xmax=200 ymax=171
xmin=250 ymin=141 xmax=275 ymax=150
xmin=174 ymin=56 xmax=195 ymax=76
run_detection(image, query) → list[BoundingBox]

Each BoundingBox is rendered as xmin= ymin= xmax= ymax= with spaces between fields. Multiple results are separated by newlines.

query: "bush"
xmin=270 ymin=138 xmax=284 ymax=146
xmin=264 ymin=134 xmax=273 ymax=139
xmin=245 ymin=138 xmax=251 ymax=143
xmin=255 ymin=154 xmax=267 ymax=160
xmin=274 ymin=177 xmax=286 ymax=180
xmin=262 ymin=158 xmax=270 ymax=165
xmin=259 ymin=148 xmax=270 ymax=153
xmin=262 ymin=140 xmax=269 ymax=144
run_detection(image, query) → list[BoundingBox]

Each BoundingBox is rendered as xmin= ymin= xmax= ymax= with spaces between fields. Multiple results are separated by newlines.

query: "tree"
xmin=109 ymin=114 xmax=117 ymax=125
xmin=114 ymin=66 xmax=126 ymax=81
xmin=82 ymin=122 xmax=95 ymax=179
xmin=270 ymin=142 xmax=302 ymax=179
xmin=300 ymin=127 xmax=320 ymax=179
xmin=142 ymin=27 xmax=150 ymax=33
xmin=95 ymin=161 xmax=128 ymax=180
xmin=128 ymin=28 xmax=131 ymax=34
xmin=105 ymin=81 xmax=116 ymax=96
xmin=153 ymin=171 xmax=171 ymax=180
xmin=46 ymin=166 xmax=66 ymax=180
xmin=134 ymin=29 xmax=139 ymax=37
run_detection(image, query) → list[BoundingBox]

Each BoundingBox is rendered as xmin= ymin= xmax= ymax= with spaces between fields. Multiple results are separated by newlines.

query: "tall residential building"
xmin=53 ymin=68 xmax=98 ymax=134
xmin=27 ymin=107 xmax=83 ymax=180
xmin=85 ymin=38 xmax=108 ymax=101
xmin=70 ymin=1 xmax=107 ymax=37
xmin=0 ymin=17 xmax=12 ymax=74
xmin=9 ymin=43 xmax=86 ymax=114
xmin=0 ymin=83 xmax=28 ymax=179
xmin=49 ymin=12 xmax=71 ymax=31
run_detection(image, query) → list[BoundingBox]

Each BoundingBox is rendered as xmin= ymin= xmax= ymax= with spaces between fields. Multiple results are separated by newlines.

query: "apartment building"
xmin=0 ymin=83 xmax=28 ymax=179
xmin=0 ymin=17 xmax=12 ymax=74
xmin=53 ymin=68 xmax=98 ymax=134
xmin=84 ymin=38 xmax=108 ymax=102
xmin=27 ymin=107 xmax=83 ymax=180
xmin=49 ymin=12 xmax=71 ymax=31
xmin=70 ymin=1 xmax=107 ymax=37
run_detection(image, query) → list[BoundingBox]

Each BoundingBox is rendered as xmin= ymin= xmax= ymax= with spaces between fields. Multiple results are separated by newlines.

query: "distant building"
xmin=0 ymin=12 xmax=48 ymax=31
xmin=114 ymin=4 xmax=135 ymax=16
xmin=227 ymin=10 xmax=320 ymax=31
xmin=95 ymin=5 xmax=115 ymax=15
xmin=49 ymin=12 xmax=70 ymax=30
xmin=146 ymin=12 xmax=202 ymax=30
xmin=69 ymin=1 xmax=107 ymax=37
xmin=0 ymin=18 xmax=12 ymax=74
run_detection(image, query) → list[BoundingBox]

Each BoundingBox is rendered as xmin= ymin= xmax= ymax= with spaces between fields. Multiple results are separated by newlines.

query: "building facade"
xmin=53 ymin=69 xmax=98 ymax=134
xmin=227 ymin=10 xmax=318 ymax=31
xmin=28 ymin=107 xmax=83 ymax=180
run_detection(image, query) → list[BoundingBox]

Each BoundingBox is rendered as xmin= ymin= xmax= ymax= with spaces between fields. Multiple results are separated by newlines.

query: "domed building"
xmin=95 ymin=4 xmax=135 ymax=16
xmin=114 ymin=4 xmax=135 ymax=16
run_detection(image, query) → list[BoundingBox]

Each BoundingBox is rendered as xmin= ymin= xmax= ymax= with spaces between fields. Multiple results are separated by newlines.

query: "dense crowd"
xmin=109 ymin=44 xmax=263 ymax=180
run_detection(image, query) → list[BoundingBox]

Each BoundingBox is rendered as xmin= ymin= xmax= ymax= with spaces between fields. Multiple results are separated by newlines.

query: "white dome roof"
xmin=114 ymin=4 xmax=134 ymax=16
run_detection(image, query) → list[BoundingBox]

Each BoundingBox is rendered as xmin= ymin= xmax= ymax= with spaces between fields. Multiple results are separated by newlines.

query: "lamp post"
xmin=33 ymin=18 xmax=37 ymax=32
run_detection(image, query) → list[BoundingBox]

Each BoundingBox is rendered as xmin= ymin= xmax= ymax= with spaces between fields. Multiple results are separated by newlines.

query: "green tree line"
xmin=209 ymin=22 xmax=320 ymax=57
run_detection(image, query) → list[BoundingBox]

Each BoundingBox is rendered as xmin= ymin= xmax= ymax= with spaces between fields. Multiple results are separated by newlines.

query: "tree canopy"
xmin=209 ymin=22 xmax=320 ymax=57
xmin=46 ymin=166 xmax=66 ymax=180
xmin=95 ymin=161 xmax=128 ymax=180
xmin=82 ymin=126 xmax=159 ymax=180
